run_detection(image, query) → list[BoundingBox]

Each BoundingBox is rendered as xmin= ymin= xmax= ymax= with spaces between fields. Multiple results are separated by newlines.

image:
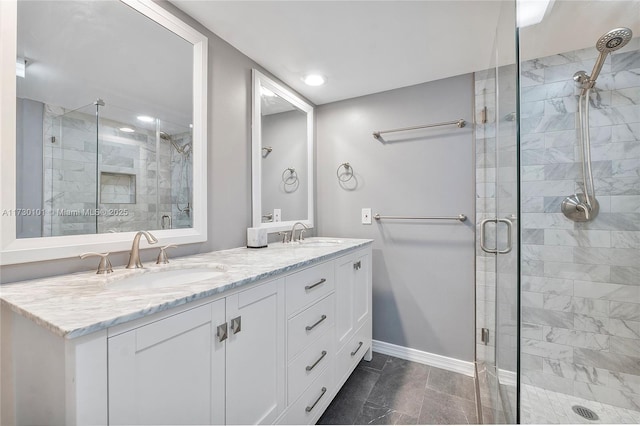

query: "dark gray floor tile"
xmin=339 ymin=367 xmax=381 ymax=401
xmin=366 ymin=363 xmax=428 ymax=418
xmin=318 ymin=367 xmax=380 ymax=424
xmin=426 ymin=366 xmax=476 ymax=401
xmin=419 ymin=387 xmax=474 ymax=425
xmin=358 ymin=351 xmax=389 ymax=372
xmin=317 ymin=394 xmax=366 ymax=425
xmin=354 ymin=400 xmax=418 ymax=425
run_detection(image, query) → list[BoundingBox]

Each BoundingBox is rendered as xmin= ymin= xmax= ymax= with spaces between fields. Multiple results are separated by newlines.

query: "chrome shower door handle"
xmin=480 ymin=219 xmax=498 ymax=254
xmin=497 ymin=218 xmax=513 ymax=254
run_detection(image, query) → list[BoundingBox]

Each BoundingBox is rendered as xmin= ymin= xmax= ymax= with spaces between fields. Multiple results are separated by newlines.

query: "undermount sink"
xmin=106 ymin=266 xmax=227 ymax=290
xmin=298 ymin=238 xmax=343 ymax=247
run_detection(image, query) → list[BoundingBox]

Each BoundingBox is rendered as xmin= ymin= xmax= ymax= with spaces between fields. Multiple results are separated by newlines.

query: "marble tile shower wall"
xmin=42 ymin=105 xmax=172 ymax=235
xmin=519 ymin=42 xmax=640 ymax=410
xmin=170 ymin=131 xmax=193 ymax=229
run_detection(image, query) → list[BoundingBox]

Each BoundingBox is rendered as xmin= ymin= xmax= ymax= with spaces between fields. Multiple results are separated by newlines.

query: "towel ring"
xmin=282 ymin=167 xmax=298 ymax=185
xmin=336 ymin=162 xmax=354 ymax=182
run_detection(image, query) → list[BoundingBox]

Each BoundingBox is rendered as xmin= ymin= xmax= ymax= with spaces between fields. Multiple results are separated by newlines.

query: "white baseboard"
xmin=372 ymin=340 xmax=475 ymax=377
xmin=498 ymin=368 xmax=517 ymax=387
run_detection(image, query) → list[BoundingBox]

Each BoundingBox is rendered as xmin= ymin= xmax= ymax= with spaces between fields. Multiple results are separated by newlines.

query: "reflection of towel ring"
xmin=282 ymin=167 xmax=298 ymax=185
xmin=336 ymin=162 xmax=354 ymax=182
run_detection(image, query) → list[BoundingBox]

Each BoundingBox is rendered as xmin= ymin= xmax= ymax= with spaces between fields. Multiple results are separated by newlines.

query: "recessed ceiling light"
xmin=303 ymin=74 xmax=326 ymax=86
xmin=16 ymin=57 xmax=26 ymax=78
xmin=261 ymin=87 xmax=277 ymax=97
xmin=137 ymin=115 xmax=154 ymax=123
xmin=119 ymin=127 xmax=135 ymax=133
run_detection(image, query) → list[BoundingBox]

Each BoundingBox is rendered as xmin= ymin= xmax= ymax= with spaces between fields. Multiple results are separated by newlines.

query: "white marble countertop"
xmin=0 ymin=238 xmax=372 ymax=339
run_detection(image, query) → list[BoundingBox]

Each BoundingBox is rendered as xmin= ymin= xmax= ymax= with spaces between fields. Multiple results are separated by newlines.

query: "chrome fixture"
xmin=374 ymin=213 xmax=467 ymax=222
xmin=161 ymin=214 xmax=172 ymax=230
xmin=80 ymin=252 xmax=113 ymax=274
xmin=126 ymin=231 xmax=158 ymax=269
xmin=336 ymin=162 xmax=354 ymax=182
xmin=94 ymin=98 xmax=105 ymax=107
xmin=161 ymin=131 xmax=193 ymax=155
xmin=278 ymin=231 xmax=291 ymax=243
xmin=373 ymin=118 xmax=466 ymax=140
xmin=480 ymin=217 xmax=513 ymax=254
xmin=282 ymin=167 xmax=298 ymax=185
xmin=262 ymin=213 xmax=274 ymax=222
xmin=290 ymin=221 xmax=310 ymax=241
xmin=562 ymin=28 xmax=632 ymax=222
xmin=262 ymin=146 xmax=273 ymax=156
xmin=156 ymin=244 xmax=177 ymax=264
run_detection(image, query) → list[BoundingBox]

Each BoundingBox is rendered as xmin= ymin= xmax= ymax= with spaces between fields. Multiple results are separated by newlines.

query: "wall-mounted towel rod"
xmin=373 ymin=119 xmax=466 ymax=140
xmin=374 ymin=214 xmax=467 ymax=222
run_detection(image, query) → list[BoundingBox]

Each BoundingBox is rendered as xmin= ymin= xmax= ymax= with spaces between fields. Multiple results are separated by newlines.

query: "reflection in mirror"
xmin=260 ymin=87 xmax=308 ymax=223
xmin=252 ymin=70 xmax=314 ymax=233
xmin=15 ymin=0 xmax=193 ymax=238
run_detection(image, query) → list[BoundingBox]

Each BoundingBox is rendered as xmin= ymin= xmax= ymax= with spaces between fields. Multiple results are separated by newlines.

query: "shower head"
xmin=159 ymin=131 xmax=171 ymax=141
xmin=596 ymin=27 xmax=633 ymax=53
xmin=585 ymin=27 xmax=633 ymax=89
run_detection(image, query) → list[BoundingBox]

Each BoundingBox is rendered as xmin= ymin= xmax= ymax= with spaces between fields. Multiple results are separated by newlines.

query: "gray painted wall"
xmin=261 ymin=110 xmax=308 ymax=222
xmin=316 ymin=75 xmax=476 ymax=361
xmin=15 ymin=98 xmax=43 ymax=239
xmin=1 ymin=1 xmax=279 ymax=283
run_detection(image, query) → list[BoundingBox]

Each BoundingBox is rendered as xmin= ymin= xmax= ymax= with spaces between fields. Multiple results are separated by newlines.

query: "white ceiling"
xmin=172 ymin=0 xmax=639 ymax=106
xmin=17 ymin=0 xmax=193 ymax=131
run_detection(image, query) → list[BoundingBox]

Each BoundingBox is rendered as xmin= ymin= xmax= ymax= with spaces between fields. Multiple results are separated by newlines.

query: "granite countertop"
xmin=0 ymin=238 xmax=372 ymax=339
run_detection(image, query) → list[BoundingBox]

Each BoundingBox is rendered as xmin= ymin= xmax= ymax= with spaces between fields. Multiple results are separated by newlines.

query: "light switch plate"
xmin=274 ymin=209 xmax=281 ymax=222
xmin=362 ymin=208 xmax=372 ymax=225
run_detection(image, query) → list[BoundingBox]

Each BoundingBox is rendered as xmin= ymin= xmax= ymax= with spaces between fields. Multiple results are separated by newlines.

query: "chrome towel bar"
xmin=374 ymin=214 xmax=467 ymax=222
xmin=373 ymin=119 xmax=466 ymax=140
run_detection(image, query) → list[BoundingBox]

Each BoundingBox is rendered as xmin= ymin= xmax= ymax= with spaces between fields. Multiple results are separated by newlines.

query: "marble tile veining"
xmin=0 ymin=238 xmax=372 ymax=339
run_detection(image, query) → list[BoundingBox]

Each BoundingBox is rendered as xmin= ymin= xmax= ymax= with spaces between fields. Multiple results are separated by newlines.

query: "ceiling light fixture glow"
xmin=303 ymin=74 xmax=326 ymax=86
xmin=261 ymin=87 xmax=277 ymax=97
xmin=137 ymin=115 xmax=155 ymax=123
xmin=16 ymin=57 xmax=26 ymax=78
xmin=119 ymin=127 xmax=135 ymax=133
xmin=517 ymin=0 xmax=554 ymax=28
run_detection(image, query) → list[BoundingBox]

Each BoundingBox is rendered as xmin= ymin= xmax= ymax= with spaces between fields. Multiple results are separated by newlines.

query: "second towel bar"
xmin=374 ymin=214 xmax=467 ymax=222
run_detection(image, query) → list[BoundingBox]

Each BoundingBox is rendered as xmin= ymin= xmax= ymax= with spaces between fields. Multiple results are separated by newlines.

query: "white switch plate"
xmin=274 ymin=209 xmax=281 ymax=222
xmin=362 ymin=208 xmax=372 ymax=225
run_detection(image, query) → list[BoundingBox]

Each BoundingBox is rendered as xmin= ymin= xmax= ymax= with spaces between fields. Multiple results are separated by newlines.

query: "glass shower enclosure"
xmin=477 ymin=0 xmax=639 ymax=424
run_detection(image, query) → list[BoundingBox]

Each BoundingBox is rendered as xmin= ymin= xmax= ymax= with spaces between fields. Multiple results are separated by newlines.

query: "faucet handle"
xmin=156 ymin=245 xmax=178 ymax=264
xmin=299 ymin=229 xmax=307 ymax=241
xmin=278 ymin=231 xmax=291 ymax=243
xmin=80 ymin=252 xmax=114 ymax=274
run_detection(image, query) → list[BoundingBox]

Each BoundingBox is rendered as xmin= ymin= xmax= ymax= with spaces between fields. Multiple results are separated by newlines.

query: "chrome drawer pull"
xmin=217 ymin=323 xmax=228 ymax=342
xmin=351 ymin=341 xmax=363 ymax=357
xmin=305 ymin=387 xmax=327 ymax=413
xmin=305 ymin=314 xmax=327 ymax=331
xmin=353 ymin=261 xmax=361 ymax=270
xmin=305 ymin=278 xmax=326 ymax=291
xmin=305 ymin=350 xmax=327 ymax=371
xmin=230 ymin=316 xmax=241 ymax=334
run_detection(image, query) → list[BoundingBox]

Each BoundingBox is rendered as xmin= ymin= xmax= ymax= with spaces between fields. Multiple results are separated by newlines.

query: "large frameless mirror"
xmin=0 ymin=0 xmax=208 ymax=264
xmin=251 ymin=69 xmax=314 ymax=233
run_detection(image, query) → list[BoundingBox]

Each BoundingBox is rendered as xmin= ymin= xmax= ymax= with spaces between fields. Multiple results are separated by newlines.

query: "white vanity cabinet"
xmin=108 ymin=278 xmax=285 ymax=426
xmin=1 ymin=241 xmax=372 ymax=426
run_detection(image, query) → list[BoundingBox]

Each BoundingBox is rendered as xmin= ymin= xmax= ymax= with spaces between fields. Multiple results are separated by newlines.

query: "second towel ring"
xmin=337 ymin=162 xmax=354 ymax=182
xmin=282 ymin=167 xmax=298 ymax=185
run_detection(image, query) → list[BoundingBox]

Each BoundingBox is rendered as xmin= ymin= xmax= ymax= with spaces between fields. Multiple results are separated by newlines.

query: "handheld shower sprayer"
xmin=562 ymin=27 xmax=632 ymax=222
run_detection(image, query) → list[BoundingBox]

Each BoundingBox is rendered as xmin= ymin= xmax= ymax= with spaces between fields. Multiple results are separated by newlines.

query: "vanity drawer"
xmin=335 ymin=321 xmax=371 ymax=387
xmin=288 ymin=294 xmax=335 ymax=359
xmin=280 ymin=360 xmax=334 ymax=425
xmin=288 ymin=326 xmax=334 ymax=404
xmin=285 ymin=262 xmax=334 ymax=316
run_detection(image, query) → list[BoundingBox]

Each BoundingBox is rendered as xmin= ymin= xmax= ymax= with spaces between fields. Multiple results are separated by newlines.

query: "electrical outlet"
xmin=362 ymin=208 xmax=372 ymax=225
xmin=273 ymin=209 xmax=281 ymax=222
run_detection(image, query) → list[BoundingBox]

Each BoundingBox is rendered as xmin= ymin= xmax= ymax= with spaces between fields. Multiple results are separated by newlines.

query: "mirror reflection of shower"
xmin=160 ymin=129 xmax=193 ymax=227
xmin=561 ymin=27 xmax=632 ymax=222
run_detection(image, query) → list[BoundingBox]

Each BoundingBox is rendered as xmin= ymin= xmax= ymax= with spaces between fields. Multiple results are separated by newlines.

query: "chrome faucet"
xmin=126 ymin=231 xmax=158 ymax=269
xmin=290 ymin=222 xmax=310 ymax=242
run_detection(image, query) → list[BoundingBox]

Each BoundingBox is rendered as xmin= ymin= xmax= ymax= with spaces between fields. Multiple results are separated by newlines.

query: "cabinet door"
xmin=225 ymin=279 xmax=285 ymax=425
xmin=335 ymin=249 xmax=371 ymax=350
xmin=353 ymin=251 xmax=370 ymax=331
xmin=108 ymin=301 xmax=226 ymax=425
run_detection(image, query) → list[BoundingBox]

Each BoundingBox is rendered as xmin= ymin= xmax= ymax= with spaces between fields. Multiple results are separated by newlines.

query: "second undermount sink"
xmin=298 ymin=238 xmax=344 ymax=247
xmin=106 ymin=266 xmax=228 ymax=290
